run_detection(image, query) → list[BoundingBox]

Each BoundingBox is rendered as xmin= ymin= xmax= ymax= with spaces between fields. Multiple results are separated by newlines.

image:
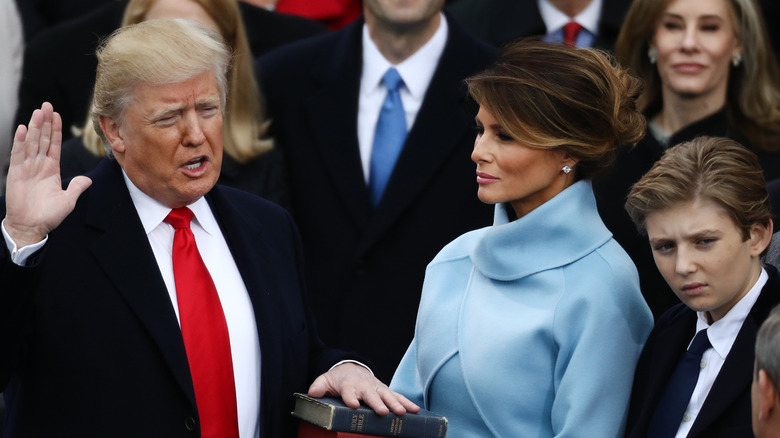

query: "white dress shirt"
xmin=538 ymin=0 xmax=602 ymax=48
xmin=674 ymin=267 xmax=768 ymax=438
xmin=357 ymin=13 xmax=448 ymax=183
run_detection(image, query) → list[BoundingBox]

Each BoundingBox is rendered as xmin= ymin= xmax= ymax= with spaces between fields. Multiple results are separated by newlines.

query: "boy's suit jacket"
xmin=625 ymin=265 xmax=780 ymax=438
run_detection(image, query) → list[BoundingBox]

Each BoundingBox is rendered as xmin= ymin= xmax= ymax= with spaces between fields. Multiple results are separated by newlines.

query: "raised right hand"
xmin=4 ymin=102 xmax=92 ymax=248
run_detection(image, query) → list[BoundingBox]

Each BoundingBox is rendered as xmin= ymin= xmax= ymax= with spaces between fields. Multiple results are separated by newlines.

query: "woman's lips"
xmin=476 ymin=171 xmax=499 ymax=184
xmin=673 ymin=63 xmax=706 ymax=74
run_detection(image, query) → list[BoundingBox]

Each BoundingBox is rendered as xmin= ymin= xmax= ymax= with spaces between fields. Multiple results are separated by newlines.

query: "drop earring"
xmin=562 ymin=165 xmax=572 ymax=174
xmin=648 ymin=47 xmax=658 ymax=64
xmin=732 ymin=52 xmax=742 ymax=67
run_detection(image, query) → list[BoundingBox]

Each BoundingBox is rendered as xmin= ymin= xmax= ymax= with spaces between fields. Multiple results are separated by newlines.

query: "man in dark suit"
xmin=0 ymin=19 xmax=414 ymax=438
xmin=257 ymin=0 xmax=495 ymax=381
xmin=445 ymin=0 xmax=629 ymax=50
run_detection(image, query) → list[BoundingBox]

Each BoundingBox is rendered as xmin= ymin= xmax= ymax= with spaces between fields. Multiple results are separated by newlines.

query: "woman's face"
xmin=471 ymin=106 xmax=573 ymax=219
xmin=651 ymin=0 xmax=740 ymax=104
xmin=645 ymin=197 xmax=769 ymax=323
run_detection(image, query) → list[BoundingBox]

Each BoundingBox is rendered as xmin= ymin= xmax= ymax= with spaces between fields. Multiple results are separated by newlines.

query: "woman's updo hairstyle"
xmin=467 ymin=39 xmax=646 ymax=179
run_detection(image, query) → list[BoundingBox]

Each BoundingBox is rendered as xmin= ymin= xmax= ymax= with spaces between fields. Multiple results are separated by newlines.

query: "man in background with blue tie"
xmin=257 ymin=0 xmax=495 ymax=381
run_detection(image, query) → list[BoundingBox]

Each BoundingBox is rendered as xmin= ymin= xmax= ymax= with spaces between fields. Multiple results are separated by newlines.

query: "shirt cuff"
xmin=2 ymin=219 xmax=47 ymax=266
xmin=329 ymin=360 xmax=374 ymax=377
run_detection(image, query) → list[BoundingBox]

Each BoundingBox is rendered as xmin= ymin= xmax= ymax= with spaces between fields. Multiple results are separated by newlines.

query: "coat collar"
xmin=471 ymin=180 xmax=612 ymax=280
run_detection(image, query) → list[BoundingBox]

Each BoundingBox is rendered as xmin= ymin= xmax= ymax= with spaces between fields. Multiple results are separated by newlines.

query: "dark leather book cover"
xmin=292 ymin=393 xmax=448 ymax=438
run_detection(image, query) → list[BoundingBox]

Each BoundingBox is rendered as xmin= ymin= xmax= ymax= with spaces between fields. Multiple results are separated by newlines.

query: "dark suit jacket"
xmin=0 ymin=159 xmax=350 ymax=438
xmin=624 ymin=265 xmax=780 ymax=438
xmin=444 ymin=0 xmax=630 ymax=50
xmin=14 ymin=1 xmax=326 ymax=143
xmin=257 ymin=16 xmax=496 ymax=381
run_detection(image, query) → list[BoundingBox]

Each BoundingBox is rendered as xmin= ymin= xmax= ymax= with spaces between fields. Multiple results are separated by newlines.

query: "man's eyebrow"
xmin=196 ymin=96 xmax=221 ymax=107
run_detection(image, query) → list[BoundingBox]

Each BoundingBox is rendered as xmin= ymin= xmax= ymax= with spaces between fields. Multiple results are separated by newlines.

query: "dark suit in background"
xmin=257 ymin=16 xmax=496 ymax=381
xmin=624 ymin=265 xmax=780 ymax=438
xmin=0 ymin=159 xmax=349 ymax=437
xmin=444 ymin=0 xmax=630 ymax=50
xmin=13 ymin=1 xmax=327 ymax=144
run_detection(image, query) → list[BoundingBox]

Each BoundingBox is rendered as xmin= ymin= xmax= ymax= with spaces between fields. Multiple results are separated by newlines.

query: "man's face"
xmin=105 ymin=71 xmax=223 ymax=208
xmin=363 ymin=0 xmax=445 ymax=31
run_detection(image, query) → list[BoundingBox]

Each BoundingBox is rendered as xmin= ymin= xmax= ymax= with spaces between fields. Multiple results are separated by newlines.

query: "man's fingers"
xmin=361 ymin=391 xmax=390 ymax=416
xmin=339 ymin=386 xmax=364 ymax=410
xmin=24 ymin=109 xmax=43 ymax=159
xmin=49 ymin=111 xmax=63 ymax=162
xmin=38 ymin=103 xmax=54 ymax=156
xmin=10 ymin=124 xmax=28 ymax=165
xmin=307 ymin=375 xmax=331 ymax=398
xmin=381 ymin=389 xmax=419 ymax=415
xmin=65 ymin=176 xmax=93 ymax=203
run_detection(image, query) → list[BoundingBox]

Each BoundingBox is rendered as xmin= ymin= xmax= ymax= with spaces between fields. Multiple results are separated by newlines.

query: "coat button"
xmin=184 ymin=416 xmax=197 ymax=431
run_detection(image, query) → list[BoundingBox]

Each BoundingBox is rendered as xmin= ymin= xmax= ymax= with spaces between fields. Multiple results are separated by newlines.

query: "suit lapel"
xmin=303 ymin=20 xmax=372 ymax=230
xmin=205 ymin=188 xmax=293 ymax=433
xmin=86 ymin=160 xmax=196 ymax=408
xmin=205 ymin=188 xmax=284 ymax=377
xmin=638 ymin=311 xmax=697 ymax=427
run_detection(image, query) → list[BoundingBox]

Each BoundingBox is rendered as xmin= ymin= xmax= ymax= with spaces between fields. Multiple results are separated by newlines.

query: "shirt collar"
xmin=361 ymin=13 xmax=448 ymax=100
xmin=695 ymin=267 xmax=768 ymax=359
xmin=121 ymin=169 xmax=218 ymax=236
xmin=538 ymin=0 xmax=602 ymax=35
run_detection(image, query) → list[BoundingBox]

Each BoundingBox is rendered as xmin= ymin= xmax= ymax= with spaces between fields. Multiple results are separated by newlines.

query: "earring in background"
xmin=732 ymin=52 xmax=742 ymax=67
xmin=562 ymin=165 xmax=572 ymax=174
xmin=648 ymin=47 xmax=658 ymax=64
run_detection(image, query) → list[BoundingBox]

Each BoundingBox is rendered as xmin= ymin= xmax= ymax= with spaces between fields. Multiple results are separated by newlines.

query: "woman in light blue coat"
xmin=390 ymin=40 xmax=655 ymax=437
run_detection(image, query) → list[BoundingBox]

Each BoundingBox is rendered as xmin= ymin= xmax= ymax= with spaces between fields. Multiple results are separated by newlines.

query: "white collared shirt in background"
xmin=357 ymin=13 xmax=448 ymax=183
xmin=538 ymin=0 xmax=602 ymax=48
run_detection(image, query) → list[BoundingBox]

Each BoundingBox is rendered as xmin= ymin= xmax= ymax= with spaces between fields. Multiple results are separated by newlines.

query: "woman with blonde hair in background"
xmin=594 ymin=0 xmax=780 ymax=318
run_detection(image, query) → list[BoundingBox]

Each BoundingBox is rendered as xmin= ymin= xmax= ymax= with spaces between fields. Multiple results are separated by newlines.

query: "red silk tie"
xmin=563 ymin=21 xmax=583 ymax=47
xmin=166 ymin=207 xmax=239 ymax=438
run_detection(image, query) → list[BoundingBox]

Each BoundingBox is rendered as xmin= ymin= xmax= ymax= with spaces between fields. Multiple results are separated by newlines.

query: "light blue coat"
xmin=391 ymin=180 xmax=653 ymax=437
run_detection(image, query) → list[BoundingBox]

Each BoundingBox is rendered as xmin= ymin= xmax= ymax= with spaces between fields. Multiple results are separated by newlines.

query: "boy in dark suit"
xmin=623 ymin=137 xmax=779 ymax=438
